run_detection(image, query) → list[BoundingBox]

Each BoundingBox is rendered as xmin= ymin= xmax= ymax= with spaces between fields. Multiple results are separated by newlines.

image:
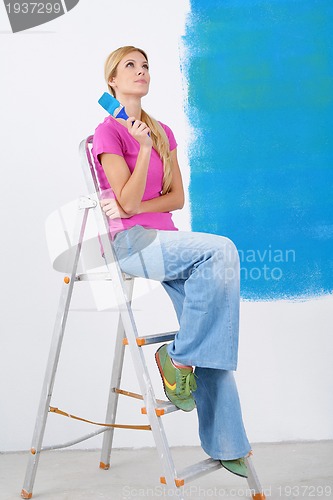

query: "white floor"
xmin=1 ymin=441 xmax=333 ymax=500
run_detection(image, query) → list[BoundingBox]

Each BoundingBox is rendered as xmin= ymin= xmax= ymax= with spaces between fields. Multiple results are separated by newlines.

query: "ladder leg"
xmin=116 ymin=291 xmax=181 ymax=495
xmin=99 ymin=279 xmax=133 ymax=469
xmin=99 ymin=316 xmax=125 ymax=469
xmin=21 ymin=207 xmax=89 ymax=499
xmin=99 ymin=280 xmax=134 ymax=470
xmin=21 ymin=277 xmax=76 ymax=498
xmin=245 ymin=455 xmax=266 ymax=500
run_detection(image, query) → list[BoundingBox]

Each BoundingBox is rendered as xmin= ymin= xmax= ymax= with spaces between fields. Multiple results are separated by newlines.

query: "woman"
xmin=92 ymin=45 xmax=251 ymax=478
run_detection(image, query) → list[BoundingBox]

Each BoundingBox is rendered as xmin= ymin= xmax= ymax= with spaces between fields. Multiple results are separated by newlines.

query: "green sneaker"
xmin=155 ymin=344 xmax=197 ymax=412
xmin=220 ymin=457 xmax=248 ymax=478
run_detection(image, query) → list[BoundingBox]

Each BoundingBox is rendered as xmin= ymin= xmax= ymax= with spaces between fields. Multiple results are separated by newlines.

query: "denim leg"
xmin=113 ymin=226 xmax=250 ymax=459
xmin=162 ymin=279 xmax=251 ymax=460
xmin=161 ymin=279 xmax=185 ymax=325
xmin=113 ymin=226 xmax=240 ymax=370
xmin=194 ymin=368 xmax=251 ymax=460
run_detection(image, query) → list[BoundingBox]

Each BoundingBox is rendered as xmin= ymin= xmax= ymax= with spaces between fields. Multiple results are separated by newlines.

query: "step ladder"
xmin=21 ymin=136 xmax=266 ymax=500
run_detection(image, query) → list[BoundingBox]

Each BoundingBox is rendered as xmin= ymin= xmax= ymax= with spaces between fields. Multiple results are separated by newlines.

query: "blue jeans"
xmin=113 ymin=225 xmax=251 ymax=460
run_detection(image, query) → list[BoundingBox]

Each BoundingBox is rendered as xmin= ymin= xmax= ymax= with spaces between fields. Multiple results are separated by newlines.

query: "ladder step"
xmin=160 ymin=458 xmax=222 ymax=487
xmin=141 ymin=400 xmax=179 ymax=417
xmin=114 ymin=387 xmax=178 ymax=416
xmin=123 ymin=331 xmax=177 ymax=346
xmin=114 ymin=387 xmax=168 ymax=407
xmin=75 ymin=272 xmax=133 ymax=281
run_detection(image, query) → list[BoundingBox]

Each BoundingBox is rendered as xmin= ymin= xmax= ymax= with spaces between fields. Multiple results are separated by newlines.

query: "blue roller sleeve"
xmin=98 ymin=92 xmax=129 ymax=119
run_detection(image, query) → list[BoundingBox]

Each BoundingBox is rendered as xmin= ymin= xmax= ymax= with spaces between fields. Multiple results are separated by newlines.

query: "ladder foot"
xmin=252 ymin=494 xmax=266 ymax=500
xmin=21 ymin=489 xmax=32 ymax=499
xmin=99 ymin=462 xmax=110 ymax=470
xmin=160 ymin=476 xmax=184 ymax=487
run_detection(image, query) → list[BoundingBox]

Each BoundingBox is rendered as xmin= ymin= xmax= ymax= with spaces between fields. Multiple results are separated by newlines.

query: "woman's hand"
xmin=100 ymin=198 xmax=132 ymax=219
xmin=127 ymin=117 xmax=152 ymax=148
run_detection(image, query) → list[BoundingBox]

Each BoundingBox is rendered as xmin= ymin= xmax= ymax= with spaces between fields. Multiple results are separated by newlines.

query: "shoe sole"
xmin=155 ymin=347 xmax=194 ymax=412
xmin=220 ymin=462 xmax=248 ymax=478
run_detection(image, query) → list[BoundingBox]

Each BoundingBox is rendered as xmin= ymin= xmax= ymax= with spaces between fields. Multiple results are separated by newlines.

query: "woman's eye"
xmin=143 ymin=64 xmax=149 ymax=70
xmin=126 ymin=62 xmax=134 ymax=67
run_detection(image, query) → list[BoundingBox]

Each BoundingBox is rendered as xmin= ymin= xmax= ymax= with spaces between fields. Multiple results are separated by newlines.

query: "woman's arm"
xmin=100 ymin=118 xmax=185 ymax=218
xmin=100 ymin=118 xmax=152 ymax=215
xmin=101 ymin=147 xmax=185 ymax=219
xmin=137 ymin=148 xmax=184 ymax=213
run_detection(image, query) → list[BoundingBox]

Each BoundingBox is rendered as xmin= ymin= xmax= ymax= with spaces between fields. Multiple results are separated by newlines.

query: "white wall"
xmin=1 ymin=0 xmax=332 ymax=453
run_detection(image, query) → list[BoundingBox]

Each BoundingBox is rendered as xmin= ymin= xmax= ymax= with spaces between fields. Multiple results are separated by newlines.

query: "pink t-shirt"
xmin=92 ymin=116 xmax=178 ymax=237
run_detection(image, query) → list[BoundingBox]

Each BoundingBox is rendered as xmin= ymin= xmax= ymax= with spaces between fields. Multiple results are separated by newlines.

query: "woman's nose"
xmin=137 ymin=68 xmax=145 ymax=75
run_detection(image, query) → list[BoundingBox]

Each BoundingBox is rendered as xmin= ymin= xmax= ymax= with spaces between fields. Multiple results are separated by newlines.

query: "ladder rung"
xmin=160 ymin=458 xmax=222 ymax=487
xmin=115 ymin=387 xmax=178 ymax=416
xmin=114 ymin=387 xmax=165 ymax=405
xmin=141 ymin=400 xmax=179 ymax=417
xmin=75 ymin=272 xmax=133 ymax=281
xmin=123 ymin=331 xmax=177 ymax=346
xmin=39 ymin=427 xmax=109 ymax=452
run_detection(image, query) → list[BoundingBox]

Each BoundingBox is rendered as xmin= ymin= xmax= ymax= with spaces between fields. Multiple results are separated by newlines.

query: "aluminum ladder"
xmin=21 ymin=135 xmax=266 ymax=499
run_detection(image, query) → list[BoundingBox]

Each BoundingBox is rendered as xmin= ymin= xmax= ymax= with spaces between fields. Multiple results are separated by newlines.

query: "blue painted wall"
xmin=183 ymin=0 xmax=333 ymax=300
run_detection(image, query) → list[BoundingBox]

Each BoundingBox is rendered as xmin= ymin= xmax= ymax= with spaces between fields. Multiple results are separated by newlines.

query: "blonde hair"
xmin=104 ymin=46 xmax=172 ymax=195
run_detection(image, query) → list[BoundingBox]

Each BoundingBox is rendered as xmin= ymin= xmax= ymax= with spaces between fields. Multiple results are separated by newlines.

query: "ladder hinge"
xmin=78 ymin=196 xmax=98 ymax=209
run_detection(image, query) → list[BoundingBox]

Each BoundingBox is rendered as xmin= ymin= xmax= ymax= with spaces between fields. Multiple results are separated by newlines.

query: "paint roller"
xmin=98 ymin=92 xmax=129 ymax=120
xmin=98 ymin=92 xmax=150 ymax=136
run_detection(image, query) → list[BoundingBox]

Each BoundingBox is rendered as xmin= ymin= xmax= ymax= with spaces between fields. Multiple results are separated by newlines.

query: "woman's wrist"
xmin=139 ymin=143 xmax=152 ymax=154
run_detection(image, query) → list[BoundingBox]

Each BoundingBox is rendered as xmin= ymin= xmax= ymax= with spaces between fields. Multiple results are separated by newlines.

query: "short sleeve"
xmin=92 ymin=118 xmax=126 ymax=192
xmin=159 ymin=122 xmax=177 ymax=151
xmin=92 ymin=118 xmax=124 ymax=161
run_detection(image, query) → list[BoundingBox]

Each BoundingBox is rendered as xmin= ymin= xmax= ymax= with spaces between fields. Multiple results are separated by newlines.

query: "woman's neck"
xmin=116 ymin=94 xmax=142 ymax=120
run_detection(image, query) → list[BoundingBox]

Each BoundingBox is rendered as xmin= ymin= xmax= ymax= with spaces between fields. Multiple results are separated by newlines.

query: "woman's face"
xmin=110 ymin=50 xmax=150 ymax=99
